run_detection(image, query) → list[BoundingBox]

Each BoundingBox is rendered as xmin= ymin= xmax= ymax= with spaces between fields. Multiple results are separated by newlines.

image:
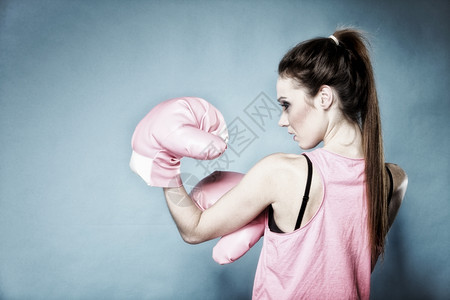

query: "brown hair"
xmin=278 ymin=29 xmax=388 ymax=264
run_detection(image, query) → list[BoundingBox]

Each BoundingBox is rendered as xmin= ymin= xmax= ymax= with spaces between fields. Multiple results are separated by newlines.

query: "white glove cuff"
xmin=129 ymin=150 xmax=182 ymax=187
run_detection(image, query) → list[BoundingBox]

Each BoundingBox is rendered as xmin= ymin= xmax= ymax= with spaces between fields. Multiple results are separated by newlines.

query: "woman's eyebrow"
xmin=277 ymin=97 xmax=287 ymax=102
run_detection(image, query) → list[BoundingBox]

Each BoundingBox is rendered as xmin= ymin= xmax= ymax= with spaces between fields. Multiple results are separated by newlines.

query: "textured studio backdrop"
xmin=0 ymin=0 xmax=449 ymax=299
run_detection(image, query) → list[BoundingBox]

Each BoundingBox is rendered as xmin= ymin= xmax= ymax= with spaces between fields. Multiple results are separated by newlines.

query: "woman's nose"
xmin=278 ymin=112 xmax=289 ymax=127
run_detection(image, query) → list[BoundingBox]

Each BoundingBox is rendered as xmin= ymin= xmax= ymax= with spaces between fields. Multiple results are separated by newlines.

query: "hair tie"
xmin=329 ymin=35 xmax=339 ymax=46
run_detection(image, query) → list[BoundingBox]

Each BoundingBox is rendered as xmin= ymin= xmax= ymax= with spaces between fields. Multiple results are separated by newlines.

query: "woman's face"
xmin=276 ymin=76 xmax=327 ymax=149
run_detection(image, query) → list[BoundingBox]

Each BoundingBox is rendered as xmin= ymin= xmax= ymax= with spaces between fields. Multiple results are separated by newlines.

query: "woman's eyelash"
xmin=279 ymin=101 xmax=290 ymax=110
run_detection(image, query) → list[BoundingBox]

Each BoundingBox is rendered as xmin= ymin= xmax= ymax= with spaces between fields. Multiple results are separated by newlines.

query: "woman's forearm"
xmin=163 ymin=186 xmax=204 ymax=244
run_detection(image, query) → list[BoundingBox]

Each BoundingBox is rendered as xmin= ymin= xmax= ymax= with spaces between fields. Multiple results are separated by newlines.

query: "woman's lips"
xmin=288 ymin=131 xmax=297 ymax=141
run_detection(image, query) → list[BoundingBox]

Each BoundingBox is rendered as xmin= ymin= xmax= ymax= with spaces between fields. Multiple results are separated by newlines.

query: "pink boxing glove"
xmin=213 ymin=212 xmax=265 ymax=264
xmin=190 ymin=171 xmax=265 ymax=265
xmin=130 ymin=97 xmax=228 ymax=187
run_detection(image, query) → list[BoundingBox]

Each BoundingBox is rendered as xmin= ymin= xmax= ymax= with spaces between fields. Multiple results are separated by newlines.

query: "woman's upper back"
xmin=268 ymin=150 xmax=407 ymax=234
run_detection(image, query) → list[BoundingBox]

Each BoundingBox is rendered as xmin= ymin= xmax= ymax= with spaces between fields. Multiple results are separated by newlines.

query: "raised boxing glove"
xmin=190 ymin=171 xmax=265 ymax=264
xmin=130 ymin=97 xmax=228 ymax=187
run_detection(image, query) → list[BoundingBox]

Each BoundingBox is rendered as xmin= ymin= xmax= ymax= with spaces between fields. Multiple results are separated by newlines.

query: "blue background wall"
xmin=1 ymin=0 xmax=448 ymax=299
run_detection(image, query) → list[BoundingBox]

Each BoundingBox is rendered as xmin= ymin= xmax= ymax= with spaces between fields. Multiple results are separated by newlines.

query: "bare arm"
xmin=163 ymin=154 xmax=287 ymax=244
xmin=386 ymin=163 xmax=408 ymax=228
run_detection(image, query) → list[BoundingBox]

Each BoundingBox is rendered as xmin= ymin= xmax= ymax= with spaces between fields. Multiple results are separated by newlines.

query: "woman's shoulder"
xmin=386 ymin=163 xmax=408 ymax=193
xmin=253 ymin=152 xmax=310 ymax=185
xmin=258 ymin=152 xmax=309 ymax=170
xmin=248 ymin=152 xmax=312 ymax=207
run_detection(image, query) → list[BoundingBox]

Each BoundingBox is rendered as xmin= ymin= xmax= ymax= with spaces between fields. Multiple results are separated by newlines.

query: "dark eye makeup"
xmin=279 ymin=101 xmax=290 ymax=110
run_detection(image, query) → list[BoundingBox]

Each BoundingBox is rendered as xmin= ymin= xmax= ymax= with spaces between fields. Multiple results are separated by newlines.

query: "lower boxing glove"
xmin=213 ymin=212 xmax=265 ymax=264
xmin=190 ymin=171 xmax=265 ymax=264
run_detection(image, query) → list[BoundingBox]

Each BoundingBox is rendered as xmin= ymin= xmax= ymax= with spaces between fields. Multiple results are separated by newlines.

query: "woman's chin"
xmin=297 ymin=140 xmax=320 ymax=151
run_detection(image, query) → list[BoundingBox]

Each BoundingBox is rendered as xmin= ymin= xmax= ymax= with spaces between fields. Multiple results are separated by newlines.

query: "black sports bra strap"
xmin=295 ymin=154 xmax=313 ymax=230
xmin=386 ymin=166 xmax=393 ymax=206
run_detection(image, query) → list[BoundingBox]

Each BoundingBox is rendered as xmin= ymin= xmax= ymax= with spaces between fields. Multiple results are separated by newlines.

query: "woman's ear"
xmin=318 ymin=85 xmax=334 ymax=110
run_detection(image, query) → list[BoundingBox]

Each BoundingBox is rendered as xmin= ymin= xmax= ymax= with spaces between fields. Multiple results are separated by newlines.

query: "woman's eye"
xmin=279 ymin=102 xmax=290 ymax=110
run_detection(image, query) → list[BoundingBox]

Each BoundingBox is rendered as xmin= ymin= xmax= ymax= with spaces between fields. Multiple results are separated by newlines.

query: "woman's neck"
xmin=322 ymin=117 xmax=364 ymax=159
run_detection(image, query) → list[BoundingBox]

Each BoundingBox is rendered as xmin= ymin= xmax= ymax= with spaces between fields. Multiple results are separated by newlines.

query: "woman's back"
xmin=253 ymin=148 xmax=371 ymax=299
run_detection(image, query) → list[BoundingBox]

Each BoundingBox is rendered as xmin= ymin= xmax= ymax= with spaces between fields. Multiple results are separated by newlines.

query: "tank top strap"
xmin=294 ymin=153 xmax=313 ymax=230
xmin=268 ymin=154 xmax=313 ymax=233
xmin=386 ymin=165 xmax=393 ymax=206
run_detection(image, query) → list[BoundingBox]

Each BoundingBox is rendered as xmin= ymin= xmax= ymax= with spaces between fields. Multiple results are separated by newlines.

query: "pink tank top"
xmin=252 ymin=148 xmax=371 ymax=299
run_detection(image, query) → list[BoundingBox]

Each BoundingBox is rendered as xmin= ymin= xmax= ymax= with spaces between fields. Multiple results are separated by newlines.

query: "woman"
xmin=135 ymin=28 xmax=408 ymax=299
